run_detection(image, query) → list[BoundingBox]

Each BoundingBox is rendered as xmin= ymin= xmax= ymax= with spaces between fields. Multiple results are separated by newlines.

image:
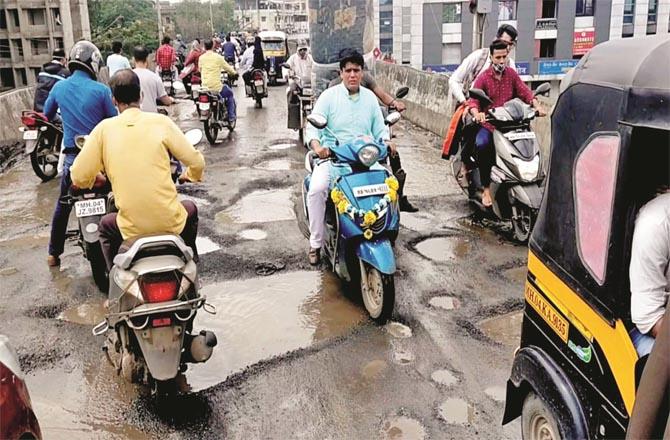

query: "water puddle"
xmin=217 ymin=189 xmax=295 ymax=224
xmin=196 ymin=236 xmax=221 ymax=255
xmin=57 ymin=300 xmax=107 ymax=326
xmin=479 ymin=310 xmax=523 ymax=347
xmin=414 ymin=236 xmax=472 ymax=262
xmin=484 ymin=385 xmax=506 ymax=402
xmin=431 ymin=369 xmax=459 ymax=387
xmin=384 ymin=322 xmax=413 ymax=338
xmin=238 ymin=228 xmax=268 ymax=240
xmin=392 ymin=349 xmax=415 ymax=365
xmin=428 ymin=296 xmax=459 ymax=311
xmin=187 ymin=270 xmax=366 ymax=391
xmin=0 ymin=266 xmax=18 ymax=276
xmin=380 ymin=415 xmax=427 ymax=440
xmin=268 ymin=143 xmax=295 ymax=150
xmin=400 ymin=212 xmax=435 ymax=232
xmin=437 ymin=398 xmax=475 ymax=425
xmin=254 ymin=159 xmax=297 ymax=171
xmin=361 ymin=359 xmax=388 ymax=380
xmin=503 ymin=266 xmax=528 ymax=284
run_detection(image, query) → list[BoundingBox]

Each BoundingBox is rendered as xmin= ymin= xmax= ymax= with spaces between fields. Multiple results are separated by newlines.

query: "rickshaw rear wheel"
xmin=521 ymin=392 xmax=562 ymax=440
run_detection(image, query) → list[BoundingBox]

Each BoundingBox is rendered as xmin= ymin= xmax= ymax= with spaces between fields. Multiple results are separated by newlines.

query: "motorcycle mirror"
xmin=468 ymin=88 xmax=492 ymax=106
xmin=280 ymin=63 xmax=290 ymax=69
xmin=184 ymin=129 xmax=203 ymax=145
xmin=74 ymin=135 xmax=88 ymax=150
xmin=306 ymin=114 xmax=327 ymax=129
xmin=395 ymin=86 xmax=409 ymax=99
xmin=173 ymin=80 xmax=186 ymax=92
xmin=534 ymin=82 xmax=551 ymax=96
xmin=384 ymin=111 xmax=402 ymax=126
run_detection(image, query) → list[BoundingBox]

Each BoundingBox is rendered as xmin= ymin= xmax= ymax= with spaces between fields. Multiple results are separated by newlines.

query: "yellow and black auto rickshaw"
xmin=502 ymin=34 xmax=670 ymax=439
xmin=258 ymin=30 xmax=288 ymax=85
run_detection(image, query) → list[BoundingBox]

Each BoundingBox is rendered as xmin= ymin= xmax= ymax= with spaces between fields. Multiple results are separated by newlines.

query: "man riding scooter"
xmin=285 ymin=42 xmax=313 ymax=130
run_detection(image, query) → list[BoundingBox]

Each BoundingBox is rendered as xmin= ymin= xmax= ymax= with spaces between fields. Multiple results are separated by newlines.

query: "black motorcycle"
xmin=197 ymin=71 xmax=236 ymax=144
xmin=160 ymin=69 xmax=175 ymax=97
xmin=19 ymin=110 xmax=62 ymax=182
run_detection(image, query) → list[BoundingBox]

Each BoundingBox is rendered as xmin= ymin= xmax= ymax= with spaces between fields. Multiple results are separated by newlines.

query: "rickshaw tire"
xmin=521 ymin=392 xmax=564 ymax=440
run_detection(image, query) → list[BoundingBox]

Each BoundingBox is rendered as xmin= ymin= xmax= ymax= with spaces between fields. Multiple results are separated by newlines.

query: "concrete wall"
xmin=0 ymin=86 xmax=35 ymax=143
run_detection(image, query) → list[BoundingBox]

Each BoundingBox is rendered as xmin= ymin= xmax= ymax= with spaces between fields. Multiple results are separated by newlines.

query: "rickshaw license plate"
xmin=524 ymin=283 xmax=569 ymax=342
xmin=199 ymin=102 xmax=210 ymax=111
xmin=75 ymin=199 xmax=106 ymax=218
xmin=254 ymin=80 xmax=264 ymax=86
xmin=23 ymin=130 xmax=38 ymax=140
xmin=163 ymin=81 xmax=172 ymax=87
xmin=353 ymin=183 xmax=389 ymax=198
xmin=505 ymin=132 xmax=536 ymax=141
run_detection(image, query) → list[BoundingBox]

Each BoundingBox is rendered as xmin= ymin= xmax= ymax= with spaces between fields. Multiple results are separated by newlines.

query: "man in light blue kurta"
xmin=305 ymin=49 xmax=389 ymax=265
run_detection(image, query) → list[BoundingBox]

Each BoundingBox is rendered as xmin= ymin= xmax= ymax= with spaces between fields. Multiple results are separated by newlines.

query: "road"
xmin=0 ymin=82 xmax=529 ymax=439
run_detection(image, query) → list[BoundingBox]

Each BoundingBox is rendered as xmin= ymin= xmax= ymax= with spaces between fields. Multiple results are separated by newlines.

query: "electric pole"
xmin=156 ymin=0 xmax=163 ymax=41
xmin=210 ymin=1 xmax=215 ymax=35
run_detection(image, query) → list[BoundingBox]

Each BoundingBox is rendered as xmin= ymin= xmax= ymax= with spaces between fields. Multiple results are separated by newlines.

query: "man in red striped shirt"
xmin=467 ymin=39 xmax=545 ymax=207
xmin=155 ymin=36 xmax=177 ymax=79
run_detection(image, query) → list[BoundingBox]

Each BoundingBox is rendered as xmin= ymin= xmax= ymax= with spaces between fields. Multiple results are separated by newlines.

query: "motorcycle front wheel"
xmin=204 ymin=115 xmax=219 ymax=144
xmin=30 ymin=136 xmax=59 ymax=182
xmin=359 ymin=261 xmax=394 ymax=324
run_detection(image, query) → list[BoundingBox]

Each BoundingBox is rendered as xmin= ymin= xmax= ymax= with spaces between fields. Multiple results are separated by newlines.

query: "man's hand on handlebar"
xmin=470 ymin=108 xmax=487 ymax=124
xmin=310 ymin=140 xmax=330 ymax=159
xmin=391 ymin=100 xmax=406 ymax=112
xmin=386 ymin=141 xmax=398 ymax=157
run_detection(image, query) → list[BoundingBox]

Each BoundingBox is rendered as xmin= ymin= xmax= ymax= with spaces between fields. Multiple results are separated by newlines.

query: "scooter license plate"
xmin=199 ymin=102 xmax=210 ymax=111
xmin=163 ymin=81 xmax=172 ymax=88
xmin=23 ymin=130 xmax=38 ymax=140
xmin=353 ymin=183 xmax=389 ymax=198
xmin=254 ymin=80 xmax=264 ymax=86
xmin=505 ymin=131 xmax=536 ymax=141
xmin=74 ymin=198 xmax=106 ymax=218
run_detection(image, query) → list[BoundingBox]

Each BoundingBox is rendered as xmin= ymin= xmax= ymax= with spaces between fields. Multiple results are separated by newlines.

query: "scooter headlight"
xmin=514 ymin=155 xmax=540 ymax=182
xmin=358 ymin=145 xmax=380 ymax=167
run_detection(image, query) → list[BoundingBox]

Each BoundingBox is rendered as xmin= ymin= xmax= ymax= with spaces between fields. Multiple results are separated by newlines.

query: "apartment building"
xmin=0 ymin=0 xmax=90 ymax=91
xmin=235 ymin=0 xmax=308 ymax=37
xmin=374 ymin=0 xmax=669 ymax=89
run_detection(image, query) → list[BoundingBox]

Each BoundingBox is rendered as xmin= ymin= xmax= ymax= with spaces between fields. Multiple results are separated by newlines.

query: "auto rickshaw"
xmin=502 ymin=34 xmax=670 ymax=439
xmin=258 ymin=30 xmax=288 ymax=85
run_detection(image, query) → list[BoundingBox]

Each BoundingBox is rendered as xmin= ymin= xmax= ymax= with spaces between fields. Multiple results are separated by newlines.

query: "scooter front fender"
xmin=355 ymin=238 xmax=396 ymax=275
xmin=133 ymin=325 xmax=184 ymax=381
xmin=509 ymin=183 xmax=544 ymax=209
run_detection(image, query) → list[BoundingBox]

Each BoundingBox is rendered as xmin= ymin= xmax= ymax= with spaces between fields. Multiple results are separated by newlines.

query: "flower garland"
xmin=330 ymin=176 xmax=399 ymax=240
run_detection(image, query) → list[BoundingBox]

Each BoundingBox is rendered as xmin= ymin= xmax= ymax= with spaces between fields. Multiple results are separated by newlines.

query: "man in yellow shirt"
xmin=70 ymin=69 xmax=206 ymax=269
xmin=199 ymin=39 xmax=238 ymax=122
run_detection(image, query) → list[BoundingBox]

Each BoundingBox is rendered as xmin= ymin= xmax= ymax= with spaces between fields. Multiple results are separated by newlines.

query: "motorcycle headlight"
xmin=358 ymin=145 xmax=380 ymax=167
xmin=514 ymin=155 xmax=540 ymax=182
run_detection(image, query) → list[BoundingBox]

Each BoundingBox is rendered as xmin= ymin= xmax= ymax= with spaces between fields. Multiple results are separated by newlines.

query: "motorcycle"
xmin=245 ymin=68 xmax=267 ymax=109
xmin=281 ymin=64 xmax=314 ymax=147
xmin=451 ymin=82 xmax=551 ymax=242
xmin=197 ymin=71 xmax=236 ymax=145
xmin=298 ymin=112 xmax=403 ymax=324
xmin=19 ymin=110 xmax=62 ymax=182
xmin=91 ymin=129 xmax=217 ymax=399
xmin=383 ymin=87 xmax=409 ymax=139
xmin=160 ymin=69 xmax=175 ymax=97
xmin=179 ymin=64 xmax=201 ymax=96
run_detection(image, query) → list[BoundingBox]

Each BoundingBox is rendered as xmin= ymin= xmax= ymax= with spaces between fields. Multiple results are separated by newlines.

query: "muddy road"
xmin=0 ymin=83 xmax=528 ymax=439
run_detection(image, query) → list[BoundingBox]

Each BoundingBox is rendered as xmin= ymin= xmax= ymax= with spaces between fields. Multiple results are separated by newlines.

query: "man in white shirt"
xmin=286 ymin=43 xmax=313 ymax=129
xmin=131 ymin=46 xmax=173 ymax=113
xmin=107 ymin=41 xmax=131 ymax=78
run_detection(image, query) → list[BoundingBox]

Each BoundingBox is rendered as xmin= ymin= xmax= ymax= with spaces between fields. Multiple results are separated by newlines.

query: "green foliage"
xmin=174 ymin=0 xmax=238 ymax=41
xmin=88 ymin=0 xmax=159 ymax=56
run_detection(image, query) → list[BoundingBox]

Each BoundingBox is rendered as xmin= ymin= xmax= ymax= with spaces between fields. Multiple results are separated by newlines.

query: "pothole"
xmin=361 ymin=359 xmax=388 ymax=380
xmin=380 ymin=415 xmax=427 ymax=440
xmin=57 ymin=300 xmax=107 ymax=326
xmin=503 ymin=266 xmax=528 ymax=284
xmin=0 ymin=266 xmax=18 ymax=276
xmin=28 ymin=303 xmax=67 ymax=319
xmin=217 ymin=189 xmax=295 ymax=224
xmin=392 ymin=349 xmax=415 ymax=365
xmin=484 ymin=386 xmax=506 ymax=402
xmin=479 ymin=310 xmax=523 ymax=347
xmin=428 ymin=296 xmax=459 ymax=311
xmin=437 ymin=398 xmax=475 ymax=425
xmin=196 ymin=236 xmax=221 ymax=255
xmin=384 ymin=322 xmax=413 ymax=338
xmin=431 ymin=369 xmax=459 ymax=387
xmin=268 ymin=143 xmax=295 ymax=150
xmin=414 ymin=236 xmax=472 ymax=262
xmin=254 ymin=159 xmax=297 ymax=171
xmin=238 ymin=229 xmax=268 ymax=240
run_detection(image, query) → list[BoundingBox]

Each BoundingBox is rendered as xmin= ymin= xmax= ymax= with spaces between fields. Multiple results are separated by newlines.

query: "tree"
xmin=174 ymin=0 xmax=238 ymax=41
xmin=88 ymin=0 xmax=159 ymax=56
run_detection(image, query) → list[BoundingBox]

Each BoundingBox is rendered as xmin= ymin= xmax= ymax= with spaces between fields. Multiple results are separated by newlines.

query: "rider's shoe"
xmin=399 ymin=196 xmax=419 ymax=212
xmin=308 ymin=247 xmax=320 ymax=266
xmin=47 ymin=255 xmax=60 ymax=267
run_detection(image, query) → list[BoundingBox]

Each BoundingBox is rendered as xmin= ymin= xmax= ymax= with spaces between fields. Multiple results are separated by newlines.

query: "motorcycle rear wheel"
xmin=30 ymin=136 xmax=59 ymax=182
xmin=255 ymin=97 xmax=263 ymax=108
xmin=204 ymin=117 xmax=219 ymax=144
xmin=359 ymin=261 xmax=394 ymax=324
xmin=87 ymin=241 xmax=109 ymax=292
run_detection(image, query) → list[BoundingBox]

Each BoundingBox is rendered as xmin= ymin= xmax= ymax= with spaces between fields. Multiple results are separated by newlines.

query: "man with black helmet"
xmin=43 ymin=40 xmax=117 ymax=267
xmin=33 ymin=48 xmax=70 ymax=112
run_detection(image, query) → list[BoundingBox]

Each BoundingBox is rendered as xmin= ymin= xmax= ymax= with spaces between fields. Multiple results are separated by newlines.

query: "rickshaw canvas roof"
xmin=259 ymin=31 xmax=287 ymax=41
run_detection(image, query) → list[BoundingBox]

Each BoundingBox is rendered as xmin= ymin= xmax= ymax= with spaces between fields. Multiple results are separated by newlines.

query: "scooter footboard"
xmin=355 ymin=238 xmax=396 ymax=275
xmin=133 ymin=325 xmax=185 ymax=381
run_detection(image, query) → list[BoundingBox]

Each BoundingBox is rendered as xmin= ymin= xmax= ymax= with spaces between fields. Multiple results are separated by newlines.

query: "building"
xmin=234 ymin=0 xmax=308 ymax=37
xmin=157 ymin=1 xmax=177 ymax=39
xmin=374 ymin=0 xmax=670 ymax=92
xmin=0 ymin=0 xmax=90 ymax=92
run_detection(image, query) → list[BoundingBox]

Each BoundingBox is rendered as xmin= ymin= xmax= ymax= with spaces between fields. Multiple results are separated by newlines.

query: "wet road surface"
xmin=0 ymin=82 xmax=528 ymax=439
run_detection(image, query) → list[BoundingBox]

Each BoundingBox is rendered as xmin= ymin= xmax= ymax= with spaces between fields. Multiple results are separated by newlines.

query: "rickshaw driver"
xmin=629 ymin=188 xmax=670 ymax=357
xmin=468 ymin=39 xmax=546 ymax=207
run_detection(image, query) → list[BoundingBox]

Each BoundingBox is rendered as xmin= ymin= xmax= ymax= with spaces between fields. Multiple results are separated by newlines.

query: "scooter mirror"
xmin=395 ymin=86 xmax=409 ymax=99
xmin=534 ymin=82 xmax=551 ymax=96
xmin=173 ymin=80 xmax=186 ymax=92
xmin=306 ymin=114 xmax=328 ymax=129
xmin=184 ymin=129 xmax=203 ymax=145
xmin=74 ymin=135 xmax=88 ymax=149
xmin=468 ymin=88 xmax=492 ymax=106
xmin=384 ymin=111 xmax=402 ymax=126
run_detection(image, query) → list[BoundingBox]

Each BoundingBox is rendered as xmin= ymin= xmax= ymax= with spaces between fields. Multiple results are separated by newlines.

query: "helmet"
xmin=68 ymin=40 xmax=102 ymax=78
xmin=298 ymin=41 xmax=309 ymax=52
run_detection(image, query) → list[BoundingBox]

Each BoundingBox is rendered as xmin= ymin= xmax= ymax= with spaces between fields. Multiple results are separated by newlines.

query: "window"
xmin=28 ymin=9 xmax=46 ymax=26
xmin=9 ymin=9 xmax=19 ymax=27
xmin=52 ymin=8 xmax=61 ymax=26
xmin=380 ymin=38 xmax=393 ymax=54
xmin=30 ymin=39 xmax=48 ymax=56
xmin=442 ymin=4 xmax=461 ymax=24
xmin=539 ymin=39 xmax=556 ymax=58
xmin=16 ymin=68 xmax=27 ymax=86
xmin=380 ymin=0 xmax=393 ymax=4
xmin=498 ymin=1 xmax=517 ymax=20
xmin=0 ymin=68 xmax=15 ymax=89
xmin=380 ymin=11 xmax=393 ymax=33
xmin=575 ymin=0 xmax=594 ymax=16
xmin=12 ymin=39 xmax=23 ymax=57
xmin=55 ymin=38 xmax=64 ymax=50
xmin=442 ymin=42 xmax=460 ymax=64
xmin=32 ymin=68 xmax=40 ymax=82
xmin=0 ymin=10 xmax=7 ymax=29
xmin=648 ymin=0 xmax=657 ymax=24
xmin=0 ymin=40 xmax=9 ymax=58
xmin=623 ymin=0 xmax=635 ymax=24
xmin=541 ymin=0 xmax=557 ymax=18
xmin=574 ymin=134 xmax=621 ymax=285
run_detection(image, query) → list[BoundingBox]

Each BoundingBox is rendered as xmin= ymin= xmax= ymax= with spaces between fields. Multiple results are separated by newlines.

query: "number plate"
xmin=23 ymin=130 xmax=38 ymax=140
xmin=504 ymin=131 xmax=536 ymax=141
xmin=75 ymin=198 xmax=106 ymax=218
xmin=192 ymin=84 xmax=201 ymax=92
xmin=353 ymin=183 xmax=389 ymax=198
xmin=199 ymin=102 xmax=210 ymax=111
xmin=254 ymin=80 xmax=264 ymax=86
xmin=163 ymin=81 xmax=172 ymax=87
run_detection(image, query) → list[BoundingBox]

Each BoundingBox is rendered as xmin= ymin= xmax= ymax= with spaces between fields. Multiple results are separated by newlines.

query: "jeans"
xmin=98 ymin=200 xmax=199 ymax=270
xmin=630 ymin=327 xmax=655 ymax=357
xmin=48 ymin=153 xmax=77 ymax=257
xmin=474 ymin=127 xmax=494 ymax=187
xmin=219 ymin=84 xmax=236 ymax=121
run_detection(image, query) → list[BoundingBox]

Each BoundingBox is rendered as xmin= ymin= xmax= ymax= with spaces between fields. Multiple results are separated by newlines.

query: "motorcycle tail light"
xmin=21 ymin=115 xmax=36 ymax=127
xmin=139 ymin=271 xmax=180 ymax=303
xmin=253 ymin=71 xmax=264 ymax=81
xmin=198 ymin=94 xmax=210 ymax=103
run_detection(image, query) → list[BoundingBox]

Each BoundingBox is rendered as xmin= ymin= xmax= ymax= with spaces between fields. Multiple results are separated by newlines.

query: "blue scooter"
xmin=300 ymin=112 xmax=402 ymax=323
